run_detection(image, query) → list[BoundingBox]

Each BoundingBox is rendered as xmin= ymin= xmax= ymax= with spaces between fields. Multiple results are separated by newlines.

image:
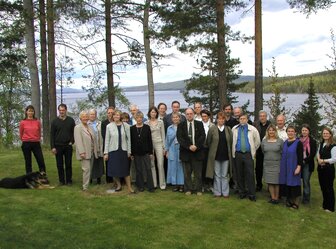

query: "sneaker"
xmin=185 ymin=191 xmax=192 ymax=196
xmin=106 ymin=189 xmax=116 ymax=194
xmin=196 ymin=192 xmax=202 ymax=196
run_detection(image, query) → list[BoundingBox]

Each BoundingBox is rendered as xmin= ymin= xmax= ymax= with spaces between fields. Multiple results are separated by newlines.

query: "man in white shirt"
xmin=276 ymin=114 xmax=287 ymax=141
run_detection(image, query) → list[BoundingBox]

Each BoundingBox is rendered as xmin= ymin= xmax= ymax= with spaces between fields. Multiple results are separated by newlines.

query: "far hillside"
xmin=240 ymin=70 xmax=336 ymax=93
xmin=122 ymin=70 xmax=336 ymax=93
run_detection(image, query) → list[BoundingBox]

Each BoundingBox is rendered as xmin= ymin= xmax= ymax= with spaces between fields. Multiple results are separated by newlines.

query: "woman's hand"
xmin=294 ymin=165 xmax=301 ymax=175
xmin=80 ymin=153 xmax=86 ymax=159
xmin=104 ymin=154 xmax=108 ymax=161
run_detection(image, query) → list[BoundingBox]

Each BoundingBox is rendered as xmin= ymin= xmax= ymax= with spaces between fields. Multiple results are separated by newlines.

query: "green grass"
xmin=0 ymin=148 xmax=335 ymax=249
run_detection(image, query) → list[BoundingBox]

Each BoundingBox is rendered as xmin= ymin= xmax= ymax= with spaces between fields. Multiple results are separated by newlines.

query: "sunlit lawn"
xmin=0 ymin=148 xmax=335 ymax=249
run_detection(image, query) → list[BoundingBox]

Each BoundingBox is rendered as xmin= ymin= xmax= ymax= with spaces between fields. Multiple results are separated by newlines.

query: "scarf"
xmin=300 ymin=136 xmax=310 ymax=159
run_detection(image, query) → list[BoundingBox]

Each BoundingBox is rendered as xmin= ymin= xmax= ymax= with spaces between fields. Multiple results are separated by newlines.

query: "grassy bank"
xmin=0 ymin=148 xmax=335 ymax=249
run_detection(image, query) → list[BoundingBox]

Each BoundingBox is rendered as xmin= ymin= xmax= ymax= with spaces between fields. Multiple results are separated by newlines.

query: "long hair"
xmin=24 ymin=105 xmax=36 ymax=120
xmin=265 ymin=124 xmax=278 ymax=140
xmin=322 ymin=127 xmax=334 ymax=146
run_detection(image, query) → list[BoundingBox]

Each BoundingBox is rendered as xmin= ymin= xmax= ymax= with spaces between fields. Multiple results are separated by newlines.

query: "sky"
xmin=71 ymin=0 xmax=336 ymax=88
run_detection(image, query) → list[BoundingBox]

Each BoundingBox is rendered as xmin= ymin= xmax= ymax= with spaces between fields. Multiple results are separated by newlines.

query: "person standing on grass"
xmin=145 ymin=106 xmax=166 ymax=190
xmin=74 ymin=111 xmax=98 ymax=191
xmin=232 ymin=113 xmax=260 ymax=202
xmin=206 ymin=111 xmax=233 ymax=198
xmin=163 ymin=101 xmax=186 ymax=132
xmin=193 ymin=102 xmax=202 ymax=121
xmin=130 ymin=111 xmax=155 ymax=192
xmin=101 ymin=106 xmax=115 ymax=184
xmin=50 ymin=104 xmax=76 ymax=185
xmin=177 ymin=108 xmax=206 ymax=196
xmin=165 ymin=112 xmax=184 ymax=192
xmin=19 ymin=105 xmax=46 ymax=174
xmin=261 ymin=124 xmax=283 ymax=204
xmin=279 ymin=125 xmax=303 ymax=209
xmin=254 ymin=110 xmax=271 ymax=192
xmin=223 ymin=104 xmax=238 ymax=129
xmin=299 ymin=124 xmax=317 ymax=205
xmin=104 ymin=110 xmax=135 ymax=194
xmin=157 ymin=102 xmax=167 ymax=122
xmin=88 ymin=109 xmax=104 ymax=184
xmin=317 ymin=127 xmax=335 ymax=213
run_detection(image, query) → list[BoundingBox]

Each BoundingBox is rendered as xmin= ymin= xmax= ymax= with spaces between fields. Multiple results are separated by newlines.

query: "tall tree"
xmin=39 ymin=0 xmax=50 ymax=144
xmin=254 ymin=0 xmax=263 ymax=121
xmin=23 ymin=0 xmax=41 ymax=118
xmin=47 ymin=0 xmax=56 ymax=119
xmin=293 ymin=78 xmax=322 ymax=139
xmin=143 ymin=0 xmax=155 ymax=108
xmin=287 ymin=0 xmax=334 ymax=14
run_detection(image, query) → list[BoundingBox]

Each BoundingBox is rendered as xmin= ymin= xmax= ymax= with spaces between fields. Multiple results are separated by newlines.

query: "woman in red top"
xmin=19 ymin=105 xmax=46 ymax=174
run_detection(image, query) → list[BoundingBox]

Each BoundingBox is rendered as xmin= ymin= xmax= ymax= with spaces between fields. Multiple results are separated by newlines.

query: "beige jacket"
xmin=232 ymin=124 xmax=260 ymax=158
xmin=74 ymin=123 xmax=98 ymax=160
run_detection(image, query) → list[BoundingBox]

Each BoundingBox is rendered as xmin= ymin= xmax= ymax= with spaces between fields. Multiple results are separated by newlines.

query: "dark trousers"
xmin=255 ymin=150 xmax=264 ymax=189
xmin=55 ymin=145 xmax=73 ymax=184
xmin=235 ymin=152 xmax=256 ymax=196
xmin=21 ymin=142 xmax=46 ymax=174
xmin=134 ymin=154 xmax=154 ymax=191
xmin=182 ymin=157 xmax=203 ymax=192
xmin=105 ymin=161 xmax=113 ymax=183
xmin=318 ymin=165 xmax=335 ymax=212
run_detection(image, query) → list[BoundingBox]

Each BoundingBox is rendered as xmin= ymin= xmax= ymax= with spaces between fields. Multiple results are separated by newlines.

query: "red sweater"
xmin=20 ymin=119 xmax=41 ymax=142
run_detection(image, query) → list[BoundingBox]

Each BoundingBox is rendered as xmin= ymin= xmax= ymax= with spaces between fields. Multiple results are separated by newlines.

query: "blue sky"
xmin=70 ymin=0 xmax=336 ymax=88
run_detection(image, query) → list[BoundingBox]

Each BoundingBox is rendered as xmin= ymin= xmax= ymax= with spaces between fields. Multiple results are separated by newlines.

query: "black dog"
xmin=0 ymin=172 xmax=51 ymax=189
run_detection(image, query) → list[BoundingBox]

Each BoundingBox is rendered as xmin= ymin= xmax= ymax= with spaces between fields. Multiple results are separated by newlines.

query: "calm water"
xmin=59 ymin=90 xmax=329 ymax=122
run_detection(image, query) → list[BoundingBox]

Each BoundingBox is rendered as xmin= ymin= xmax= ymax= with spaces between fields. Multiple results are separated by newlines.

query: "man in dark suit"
xmin=177 ymin=108 xmax=206 ymax=196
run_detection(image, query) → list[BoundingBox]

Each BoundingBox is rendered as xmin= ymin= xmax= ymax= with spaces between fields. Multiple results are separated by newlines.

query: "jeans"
xmin=213 ymin=160 xmax=229 ymax=196
xmin=302 ymin=163 xmax=312 ymax=202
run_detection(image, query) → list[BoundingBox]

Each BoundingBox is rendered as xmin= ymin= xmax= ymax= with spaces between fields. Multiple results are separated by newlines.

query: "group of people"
xmin=18 ymin=101 xmax=335 ymax=213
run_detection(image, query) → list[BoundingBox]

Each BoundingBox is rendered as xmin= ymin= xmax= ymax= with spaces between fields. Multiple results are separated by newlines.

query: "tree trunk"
xmin=39 ymin=0 xmax=50 ymax=144
xmin=255 ymin=0 xmax=263 ymax=121
xmin=216 ymin=0 xmax=228 ymax=109
xmin=143 ymin=0 xmax=155 ymax=108
xmin=105 ymin=0 xmax=115 ymax=107
xmin=23 ymin=0 xmax=41 ymax=118
xmin=47 ymin=0 xmax=56 ymax=119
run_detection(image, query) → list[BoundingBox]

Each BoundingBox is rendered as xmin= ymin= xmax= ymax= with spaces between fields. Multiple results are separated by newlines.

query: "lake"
xmin=59 ymin=90 xmax=330 ymax=122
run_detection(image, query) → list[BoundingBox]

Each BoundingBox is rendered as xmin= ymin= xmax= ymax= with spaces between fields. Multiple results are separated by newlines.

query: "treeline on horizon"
xmin=123 ymin=69 xmax=336 ymax=94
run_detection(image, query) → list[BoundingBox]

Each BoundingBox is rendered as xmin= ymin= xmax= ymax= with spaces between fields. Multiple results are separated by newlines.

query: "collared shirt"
xmin=202 ymin=120 xmax=211 ymax=136
xmin=194 ymin=115 xmax=202 ymax=122
xmin=276 ymin=126 xmax=288 ymax=141
xmin=236 ymin=124 xmax=251 ymax=152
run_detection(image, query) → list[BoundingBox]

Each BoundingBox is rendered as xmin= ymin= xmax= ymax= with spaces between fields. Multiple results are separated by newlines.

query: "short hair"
xmin=185 ymin=107 xmax=194 ymax=114
xmin=129 ymin=104 xmax=138 ymax=111
xmin=79 ymin=110 xmax=89 ymax=119
xmin=276 ymin=114 xmax=286 ymax=121
xmin=121 ymin=112 xmax=130 ymax=121
xmin=171 ymin=100 xmax=180 ymax=106
xmin=286 ymin=124 xmax=296 ymax=132
xmin=107 ymin=106 xmax=115 ymax=112
xmin=113 ymin=110 xmax=122 ymax=121
xmin=58 ymin=103 xmax=67 ymax=110
xmin=147 ymin=106 xmax=159 ymax=119
xmin=223 ymin=103 xmax=233 ymax=110
xmin=134 ymin=111 xmax=144 ymax=119
xmin=194 ymin=102 xmax=202 ymax=107
xmin=89 ymin=108 xmax=97 ymax=115
xmin=265 ymin=124 xmax=278 ymax=140
xmin=157 ymin=102 xmax=167 ymax=110
xmin=259 ymin=110 xmax=267 ymax=116
xmin=239 ymin=113 xmax=248 ymax=119
xmin=24 ymin=105 xmax=36 ymax=120
xmin=216 ymin=111 xmax=226 ymax=120
xmin=200 ymin=109 xmax=211 ymax=117
xmin=171 ymin=112 xmax=181 ymax=118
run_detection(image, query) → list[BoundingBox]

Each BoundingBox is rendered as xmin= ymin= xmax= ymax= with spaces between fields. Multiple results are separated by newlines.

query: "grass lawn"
xmin=0 ymin=148 xmax=335 ymax=249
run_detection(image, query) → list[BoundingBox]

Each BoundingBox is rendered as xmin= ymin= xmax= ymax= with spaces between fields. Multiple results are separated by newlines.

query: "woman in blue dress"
xmin=165 ymin=112 xmax=184 ymax=192
xmin=279 ymin=125 xmax=303 ymax=209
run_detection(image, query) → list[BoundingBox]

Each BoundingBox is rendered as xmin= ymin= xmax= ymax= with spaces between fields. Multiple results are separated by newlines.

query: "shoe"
xmin=249 ymin=195 xmax=257 ymax=202
xmin=214 ymin=195 xmax=221 ymax=198
xmin=239 ymin=194 xmax=246 ymax=199
xmin=115 ymin=187 xmax=122 ymax=192
xmin=172 ymin=187 xmax=179 ymax=192
xmin=97 ymin=178 xmax=101 ymax=185
xmin=138 ymin=188 xmax=144 ymax=192
xmin=106 ymin=189 xmax=116 ymax=194
xmin=178 ymin=186 xmax=184 ymax=193
xmin=148 ymin=189 xmax=155 ymax=193
xmin=128 ymin=190 xmax=137 ymax=194
xmin=272 ymin=200 xmax=279 ymax=205
xmin=185 ymin=191 xmax=192 ymax=196
xmin=291 ymin=203 xmax=299 ymax=209
xmin=196 ymin=192 xmax=202 ymax=196
xmin=58 ymin=182 xmax=65 ymax=186
xmin=268 ymin=199 xmax=273 ymax=204
xmin=223 ymin=196 xmax=229 ymax=199
xmin=324 ymin=209 xmax=333 ymax=213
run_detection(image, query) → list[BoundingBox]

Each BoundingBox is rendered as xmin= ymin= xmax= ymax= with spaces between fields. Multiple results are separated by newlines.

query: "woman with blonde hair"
xmin=74 ymin=110 xmax=98 ymax=191
xmin=317 ymin=127 xmax=336 ymax=212
xmin=261 ymin=124 xmax=283 ymax=204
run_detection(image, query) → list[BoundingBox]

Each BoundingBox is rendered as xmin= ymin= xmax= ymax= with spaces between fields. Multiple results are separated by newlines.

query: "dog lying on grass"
xmin=0 ymin=172 xmax=54 ymax=189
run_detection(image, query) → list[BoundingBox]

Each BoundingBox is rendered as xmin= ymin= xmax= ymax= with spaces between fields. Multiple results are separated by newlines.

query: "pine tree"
xmin=293 ymin=78 xmax=322 ymax=139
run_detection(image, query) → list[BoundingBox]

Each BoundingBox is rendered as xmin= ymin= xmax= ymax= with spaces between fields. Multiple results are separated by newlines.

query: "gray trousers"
xmin=235 ymin=152 xmax=256 ymax=196
xmin=182 ymin=157 xmax=203 ymax=192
